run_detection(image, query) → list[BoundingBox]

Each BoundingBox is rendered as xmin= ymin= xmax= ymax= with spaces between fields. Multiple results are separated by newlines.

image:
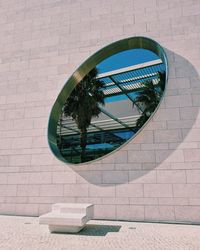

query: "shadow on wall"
xmin=68 ymin=48 xmax=200 ymax=186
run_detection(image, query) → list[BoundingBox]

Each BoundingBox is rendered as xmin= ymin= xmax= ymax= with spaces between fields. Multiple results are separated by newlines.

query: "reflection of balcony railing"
xmin=57 ymin=114 xmax=140 ymax=136
xmin=57 ymin=128 xmax=134 ymax=164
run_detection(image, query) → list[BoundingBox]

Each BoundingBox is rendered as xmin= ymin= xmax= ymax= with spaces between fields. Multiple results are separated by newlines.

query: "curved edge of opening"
xmin=48 ymin=36 xmax=169 ymax=165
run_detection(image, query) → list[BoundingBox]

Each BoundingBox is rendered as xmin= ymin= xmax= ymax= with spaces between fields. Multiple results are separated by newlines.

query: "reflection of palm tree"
xmin=133 ymin=71 xmax=165 ymax=129
xmin=63 ymin=68 xmax=105 ymax=162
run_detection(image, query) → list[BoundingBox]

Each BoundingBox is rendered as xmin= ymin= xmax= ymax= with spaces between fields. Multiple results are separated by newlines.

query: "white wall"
xmin=0 ymin=0 xmax=200 ymax=223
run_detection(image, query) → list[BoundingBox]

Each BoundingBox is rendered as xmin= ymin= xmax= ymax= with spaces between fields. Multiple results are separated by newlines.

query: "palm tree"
xmin=63 ymin=67 xmax=105 ymax=162
xmin=133 ymin=71 xmax=165 ymax=129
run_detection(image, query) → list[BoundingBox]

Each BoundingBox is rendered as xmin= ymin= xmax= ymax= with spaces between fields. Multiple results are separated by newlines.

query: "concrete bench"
xmin=39 ymin=203 xmax=94 ymax=233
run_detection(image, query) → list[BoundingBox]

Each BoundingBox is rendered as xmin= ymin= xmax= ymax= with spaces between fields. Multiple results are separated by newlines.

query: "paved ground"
xmin=0 ymin=216 xmax=200 ymax=250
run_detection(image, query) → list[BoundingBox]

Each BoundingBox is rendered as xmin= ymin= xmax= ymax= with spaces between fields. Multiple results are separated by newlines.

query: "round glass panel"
xmin=48 ymin=37 xmax=168 ymax=164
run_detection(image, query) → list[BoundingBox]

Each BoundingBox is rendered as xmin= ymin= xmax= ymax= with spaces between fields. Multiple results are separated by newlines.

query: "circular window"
xmin=48 ymin=37 xmax=168 ymax=164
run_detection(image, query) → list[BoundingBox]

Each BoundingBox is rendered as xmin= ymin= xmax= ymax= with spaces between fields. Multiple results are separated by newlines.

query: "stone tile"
xmin=52 ymin=172 xmax=76 ymax=184
xmin=94 ymin=205 xmax=116 ymax=219
xmin=153 ymin=108 xmax=180 ymax=121
xmin=64 ymin=184 xmax=88 ymax=197
xmin=130 ymin=197 xmax=158 ymax=205
xmin=165 ymin=95 xmax=192 ymax=108
xmin=184 ymin=149 xmax=200 ymax=162
xmin=129 ymin=170 xmax=156 ymax=183
xmin=102 ymin=171 xmax=128 ymax=184
xmin=144 ymin=184 xmax=173 ymax=197
xmin=15 ymin=204 xmax=39 ymax=216
xmin=182 ymin=129 xmax=200 ymax=142
xmin=157 ymin=170 xmax=186 ymax=183
xmin=29 ymin=172 xmax=52 ymax=184
xmin=17 ymin=185 xmax=40 ymax=197
xmin=156 ymin=149 xmax=184 ymax=163
xmin=102 ymin=197 xmax=129 ymax=205
xmin=116 ymin=205 xmax=144 ymax=220
xmin=116 ymin=184 xmax=143 ymax=197
xmin=173 ymin=184 xmax=200 ymax=198
xmin=7 ymin=173 xmax=29 ymax=184
xmin=113 ymin=151 xmax=128 ymax=163
xmin=175 ymin=206 xmax=200 ymax=222
xmin=158 ymin=197 xmax=188 ymax=206
xmin=40 ymin=184 xmax=63 ymax=197
xmin=89 ymin=184 xmax=115 ymax=197
xmin=154 ymin=129 xmax=182 ymax=143
xmin=9 ymin=155 xmax=31 ymax=166
xmin=145 ymin=205 xmax=175 ymax=221
xmin=128 ymin=150 xmax=155 ymax=163
xmin=0 ymin=185 xmax=17 ymax=196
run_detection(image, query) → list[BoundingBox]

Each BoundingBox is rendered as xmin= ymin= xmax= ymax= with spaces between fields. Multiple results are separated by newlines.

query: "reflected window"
xmin=56 ymin=47 xmax=167 ymax=164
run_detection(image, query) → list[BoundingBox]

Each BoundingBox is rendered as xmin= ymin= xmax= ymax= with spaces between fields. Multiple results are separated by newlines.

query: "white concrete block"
xmin=39 ymin=203 xmax=94 ymax=233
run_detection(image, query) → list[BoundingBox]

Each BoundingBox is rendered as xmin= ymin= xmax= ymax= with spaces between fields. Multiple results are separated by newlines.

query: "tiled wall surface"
xmin=0 ymin=0 xmax=200 ymax=223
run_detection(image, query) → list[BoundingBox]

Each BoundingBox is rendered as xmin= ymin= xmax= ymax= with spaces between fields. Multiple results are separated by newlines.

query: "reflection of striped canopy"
xmin=58 ymin=59 xmax=165 ymax=136
xmin=97 ymin=59 xmax=165 ymax=97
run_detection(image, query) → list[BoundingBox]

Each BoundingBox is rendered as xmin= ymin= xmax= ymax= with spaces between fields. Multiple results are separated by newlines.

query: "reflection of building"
xmin=58 ymin=59 xmax=165 ymax=163
xmin=1 ymin=0 xmax=200 ymax=224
